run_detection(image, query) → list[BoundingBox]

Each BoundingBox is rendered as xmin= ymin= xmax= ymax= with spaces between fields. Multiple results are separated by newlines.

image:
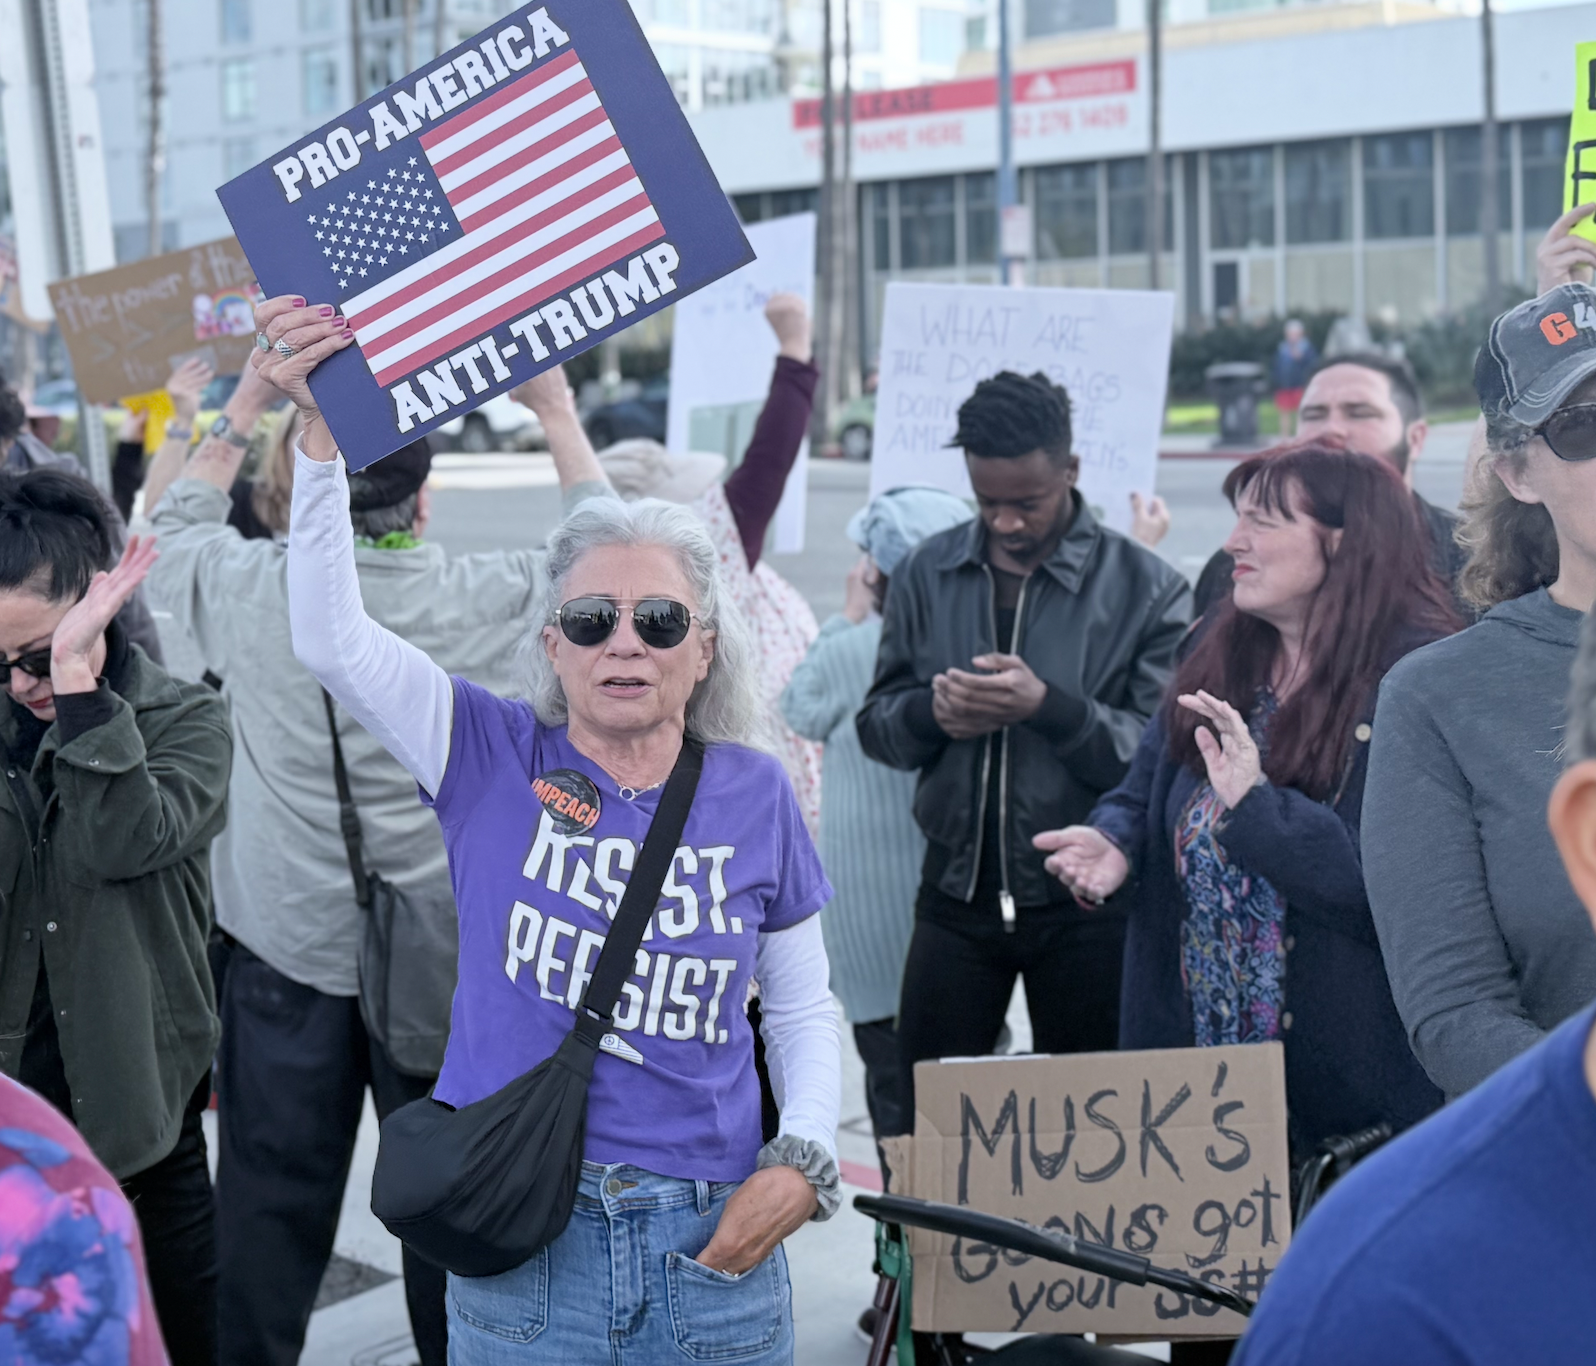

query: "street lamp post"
xmin=997 ymin=0 xmax=1019 ymax=285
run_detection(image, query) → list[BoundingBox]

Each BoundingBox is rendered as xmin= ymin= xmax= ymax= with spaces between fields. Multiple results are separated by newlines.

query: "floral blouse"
xmin=1174 ymin=693 xmax=1288 ymax=1046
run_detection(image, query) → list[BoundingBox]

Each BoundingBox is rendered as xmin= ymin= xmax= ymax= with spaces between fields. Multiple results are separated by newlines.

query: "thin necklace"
xmin=596 ymin=764 xmax=669 ymax=801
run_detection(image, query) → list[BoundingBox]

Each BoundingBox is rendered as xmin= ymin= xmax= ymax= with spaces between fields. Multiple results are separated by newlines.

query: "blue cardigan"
xmin=1089 ymin=675 xmax=1442 ymax=1160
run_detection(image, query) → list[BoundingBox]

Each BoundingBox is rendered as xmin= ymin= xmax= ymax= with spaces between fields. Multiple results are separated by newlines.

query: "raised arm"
xmin=508 ymin=363 xmax=613 ymax=508
xmin=145 ymin=357 xmax=274 ymax=511
xmin=721 ymin=293 xmax=818 ymax=568
xmin=254 ymin=294 xmax=455 ymax=796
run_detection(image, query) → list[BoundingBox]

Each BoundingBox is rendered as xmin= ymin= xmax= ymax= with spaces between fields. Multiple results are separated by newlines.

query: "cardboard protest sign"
xmin=667 ymin=212 xmax=815 ymax=555
xmin=46 ymin=238 xmax=259 ymax=404
xmin=218 ymin=2 xmax=752 ymax=471
xmin=869 ymin=282 xmax=1174 ymax=535
xmin=891 ymin=1043 xmax=1290 ymax=1338
xmin=1564 ymin=43 xmax=1596 ymax=244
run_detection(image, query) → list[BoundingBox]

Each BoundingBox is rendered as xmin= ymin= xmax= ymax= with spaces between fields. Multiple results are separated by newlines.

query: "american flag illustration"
xmin=311 ymin=46 xmax=665 ymax=388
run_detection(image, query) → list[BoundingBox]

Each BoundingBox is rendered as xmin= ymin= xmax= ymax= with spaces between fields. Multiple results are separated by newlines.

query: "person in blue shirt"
xmin=1230 ymin=605 xmax=1596 ymax=1365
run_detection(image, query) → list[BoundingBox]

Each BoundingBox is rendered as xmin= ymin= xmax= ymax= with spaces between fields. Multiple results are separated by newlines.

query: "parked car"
xmin=583 ymin=374 xmax=669 ymax=449
xmin=435 ymin=392 xmax=544 ymax=452
xmin=832 ymin=390 xmax=875 ymax=461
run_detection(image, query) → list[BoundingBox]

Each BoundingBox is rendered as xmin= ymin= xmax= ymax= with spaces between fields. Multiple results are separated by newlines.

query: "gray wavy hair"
xmin=522 ymin=496 xmax=765 ymax=748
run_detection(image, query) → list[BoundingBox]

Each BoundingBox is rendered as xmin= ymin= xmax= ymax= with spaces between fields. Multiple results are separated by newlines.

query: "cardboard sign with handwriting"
xmin=893 ymin=1043 xmax=1289 ymax=1338
xmin=48 ymin=238 xmax=260 ymax=404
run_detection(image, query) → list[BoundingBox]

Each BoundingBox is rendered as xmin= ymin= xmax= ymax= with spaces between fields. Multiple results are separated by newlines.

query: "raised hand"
xmin=250 ymin=295 xmax=355 ymax=418
xmin=1129 ymin=491 xmax=1170 ymax=549
xmin=166 ymin=357 xmax=215 ymax=424
xmin=764 ymin=291 xmax=812 ymax=362
xmin=842 ymin=554 xmax=877 ymax=625
xmin=50 ymin=536 xmax=161 ymax=695
xmin=1537 ymin=204 xmax=1596 ymax=294
xmin=509 ymin=363 xmax=576 ymax=421
xmin=1033 ymin=826 xmax=1129 ymax=903
xmin=1177 ymin=689 xmax=1263 ymax=809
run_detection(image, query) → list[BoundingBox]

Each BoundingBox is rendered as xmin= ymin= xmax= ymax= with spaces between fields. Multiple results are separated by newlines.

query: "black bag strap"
xmin=322 ymin=689 xmax=372 ymax=909
xmin=577 ymin=738 xmax=704 ymax=1028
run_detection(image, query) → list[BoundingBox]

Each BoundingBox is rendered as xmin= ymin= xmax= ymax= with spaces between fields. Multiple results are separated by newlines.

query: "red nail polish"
xmin=341 ymin=329 xmax=354 ymax=339
xmin=331 ymin=316 xmax=345 ymax=326
xmin=319 ymin=305 xmax=334 ymax=317
xmin=292 ymin=296 xmax=306 ymax=307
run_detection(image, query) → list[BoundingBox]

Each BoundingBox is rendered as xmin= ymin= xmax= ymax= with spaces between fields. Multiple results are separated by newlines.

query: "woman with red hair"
xmin=1035 ymin=442 xmax=1460 ymax=1161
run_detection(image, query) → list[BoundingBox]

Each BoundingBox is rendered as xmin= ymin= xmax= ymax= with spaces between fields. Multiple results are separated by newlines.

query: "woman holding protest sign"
xmin=255 ymin=294 xmax=840 ymax=1363
xmin=1034 ymin=441 xmax=1458 ymax=1164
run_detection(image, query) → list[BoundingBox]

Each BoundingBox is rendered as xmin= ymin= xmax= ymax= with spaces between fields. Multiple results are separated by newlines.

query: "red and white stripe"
xmin=345 ymin=49 xmax=664 ymax=388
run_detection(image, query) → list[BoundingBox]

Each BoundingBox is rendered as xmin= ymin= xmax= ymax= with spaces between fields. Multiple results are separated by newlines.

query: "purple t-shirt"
xmin=426 ymin=678 xmax=831 ymax=1180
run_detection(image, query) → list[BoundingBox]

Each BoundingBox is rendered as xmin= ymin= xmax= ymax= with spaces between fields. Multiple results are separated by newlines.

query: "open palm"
xmin=1033 ymin=826 xmax=1129 ymax=902
xmin=52 ymin=537 xmax=160 ymax=678
xmin=1177 ymin=690 xmax=1263 ymax=809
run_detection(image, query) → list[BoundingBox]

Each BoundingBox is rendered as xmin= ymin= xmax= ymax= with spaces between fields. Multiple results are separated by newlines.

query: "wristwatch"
xmin=208 ymin=414 xmax=252 ymax=449
xmin=164 ymin=419 xmax=194 ymax=442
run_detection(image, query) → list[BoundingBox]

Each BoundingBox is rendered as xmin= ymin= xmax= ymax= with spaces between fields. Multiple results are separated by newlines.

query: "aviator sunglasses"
xmin=1538 ymin=403 xmax=1596 ymax=462
xmin=557 ymin=597 xmax=695 ymax=650
xmin=0 ymin=648 xmax=53 ymax=685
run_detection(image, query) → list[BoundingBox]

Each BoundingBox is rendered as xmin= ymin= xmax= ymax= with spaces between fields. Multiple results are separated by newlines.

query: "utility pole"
xmin=433 ymin=0 xmax=448 ymax=62
xmin=1480 ymin=0 xmax=1500 ymax=309
xmin=401 ymin=0 xmax=415 ymax=75
xmin=349 ymin=0 xmax=363 ymax=102
xmin=811 ymin=0 xmax=836 ymax=449
xmin=1146 ymin=0 xmax=1162 ymax=290
xmin=839 ymin=0 xmax=856 ymax=399
xmin=997 ymin=0 xmax=1018 ymax=285
xmin=145 ymin=0 xmax=164 ymax=258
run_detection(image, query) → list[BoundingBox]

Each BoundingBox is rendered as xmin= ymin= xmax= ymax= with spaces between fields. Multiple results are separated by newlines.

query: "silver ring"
xmin=274 ymin=339 xmax=296 ymax=359
xmin=255 ymin=331 xmax=271 ymax=352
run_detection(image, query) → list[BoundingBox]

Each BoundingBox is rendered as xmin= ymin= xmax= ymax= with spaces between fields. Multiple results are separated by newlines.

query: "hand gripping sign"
xmin=217 ymin=2 xmax=752 ymax=471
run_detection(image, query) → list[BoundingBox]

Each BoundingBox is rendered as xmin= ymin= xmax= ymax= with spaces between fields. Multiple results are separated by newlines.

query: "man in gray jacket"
xmin=147 ymin=368 xmax=608 ymax=1366
xmin=856 ymin=370 xmax=1191 ymax=1116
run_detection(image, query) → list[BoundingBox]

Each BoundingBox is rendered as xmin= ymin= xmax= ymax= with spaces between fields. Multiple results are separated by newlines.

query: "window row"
xmin=848 ymin=121 xmax=1569 ymax=269
xmin=1212 ymin=123 xmax=1559 ymax=248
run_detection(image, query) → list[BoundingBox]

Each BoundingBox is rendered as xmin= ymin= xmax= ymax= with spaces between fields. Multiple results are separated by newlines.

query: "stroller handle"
xmin=853 ymin=1193 xmax=1256 ymax=1319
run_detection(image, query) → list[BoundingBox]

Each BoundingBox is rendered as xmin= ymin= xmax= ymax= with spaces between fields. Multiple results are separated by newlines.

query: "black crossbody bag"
xmin=370 ymin=738 xmax=704 ymax=1277
xmin=323 ymin=692 xmax=457 ymax=1078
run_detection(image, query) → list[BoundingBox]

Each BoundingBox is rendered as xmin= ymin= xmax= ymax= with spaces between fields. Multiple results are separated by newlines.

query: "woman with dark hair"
xmin=0 ymin=466 xmax=232 ymax=1365
xmin=1035 ymin=442 xmax=1459 ymax=1160
xmin=1363 ymin=286 xmax=1596 ymax=1103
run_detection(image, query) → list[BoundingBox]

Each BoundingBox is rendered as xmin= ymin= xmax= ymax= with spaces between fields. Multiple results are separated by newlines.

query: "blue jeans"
xmin=446 ymin=1162 xmax=794 ymax=1365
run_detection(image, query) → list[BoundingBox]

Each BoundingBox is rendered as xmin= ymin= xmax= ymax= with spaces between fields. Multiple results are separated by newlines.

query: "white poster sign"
xmin=668 ymin=212 xmax=816 ymax=555
xmin=869 ymin=282 xmax=1175 ymax=534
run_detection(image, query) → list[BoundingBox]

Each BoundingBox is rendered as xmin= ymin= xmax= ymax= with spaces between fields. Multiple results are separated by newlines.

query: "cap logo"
xmin=1542 ymin=312 xmax=1579 ymax=345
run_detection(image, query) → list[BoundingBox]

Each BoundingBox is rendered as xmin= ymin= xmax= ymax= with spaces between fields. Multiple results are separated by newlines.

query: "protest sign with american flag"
xmin=218 ymin=2 xmax=750 ymax=470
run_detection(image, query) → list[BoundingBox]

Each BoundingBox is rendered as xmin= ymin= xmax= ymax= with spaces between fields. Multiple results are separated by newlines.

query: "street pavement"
xmin=224 ymin=424 xmax=1475 ymax=1364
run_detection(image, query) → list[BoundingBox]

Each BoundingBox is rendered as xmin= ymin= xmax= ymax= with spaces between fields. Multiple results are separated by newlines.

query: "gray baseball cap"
xmin=1475 ymin=283 xmax=1596 ymax=426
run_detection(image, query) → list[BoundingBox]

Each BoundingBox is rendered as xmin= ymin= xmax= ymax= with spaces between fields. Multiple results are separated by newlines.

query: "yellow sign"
xmin=1563 ymin=42 xmax=1596 ymax=243
xmin=118 ymin=389 xmax=178 ymax=453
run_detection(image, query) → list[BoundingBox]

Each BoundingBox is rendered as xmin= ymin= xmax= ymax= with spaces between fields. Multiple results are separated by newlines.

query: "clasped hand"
xmin=931 ymin=653 xmax=1047 ymax=740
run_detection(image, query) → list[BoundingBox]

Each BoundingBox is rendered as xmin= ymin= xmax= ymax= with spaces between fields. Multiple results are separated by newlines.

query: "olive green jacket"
xmin=0 ymin=645 xmax=231 ymax=1177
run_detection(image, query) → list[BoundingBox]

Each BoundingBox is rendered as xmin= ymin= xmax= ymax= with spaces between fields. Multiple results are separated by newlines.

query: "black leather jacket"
xmin=857 ymin=497 xmax=1193 ymax=908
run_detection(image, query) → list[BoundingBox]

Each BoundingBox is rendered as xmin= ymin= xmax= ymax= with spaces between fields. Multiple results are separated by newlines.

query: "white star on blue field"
xmin=303 ymin=155 xmax=457 ymax=292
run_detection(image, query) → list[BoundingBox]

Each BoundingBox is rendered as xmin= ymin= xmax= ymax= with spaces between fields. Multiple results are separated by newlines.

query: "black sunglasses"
xmin=557 ymin=597 xmax=695 ymax=650
xmin=0 ymin=648 xmax=53 ymax=684
xmin=1538 ymin=403 xmax=1596 ymax=462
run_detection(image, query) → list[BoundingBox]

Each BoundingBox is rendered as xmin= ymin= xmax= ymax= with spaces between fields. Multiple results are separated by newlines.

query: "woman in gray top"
xmin=1364 ymin=286 xmax=1596 ymax=1099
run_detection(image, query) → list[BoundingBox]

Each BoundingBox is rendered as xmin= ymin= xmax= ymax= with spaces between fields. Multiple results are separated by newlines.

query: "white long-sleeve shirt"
xmin=286 ymin=449 xmax=840 ymax=1170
